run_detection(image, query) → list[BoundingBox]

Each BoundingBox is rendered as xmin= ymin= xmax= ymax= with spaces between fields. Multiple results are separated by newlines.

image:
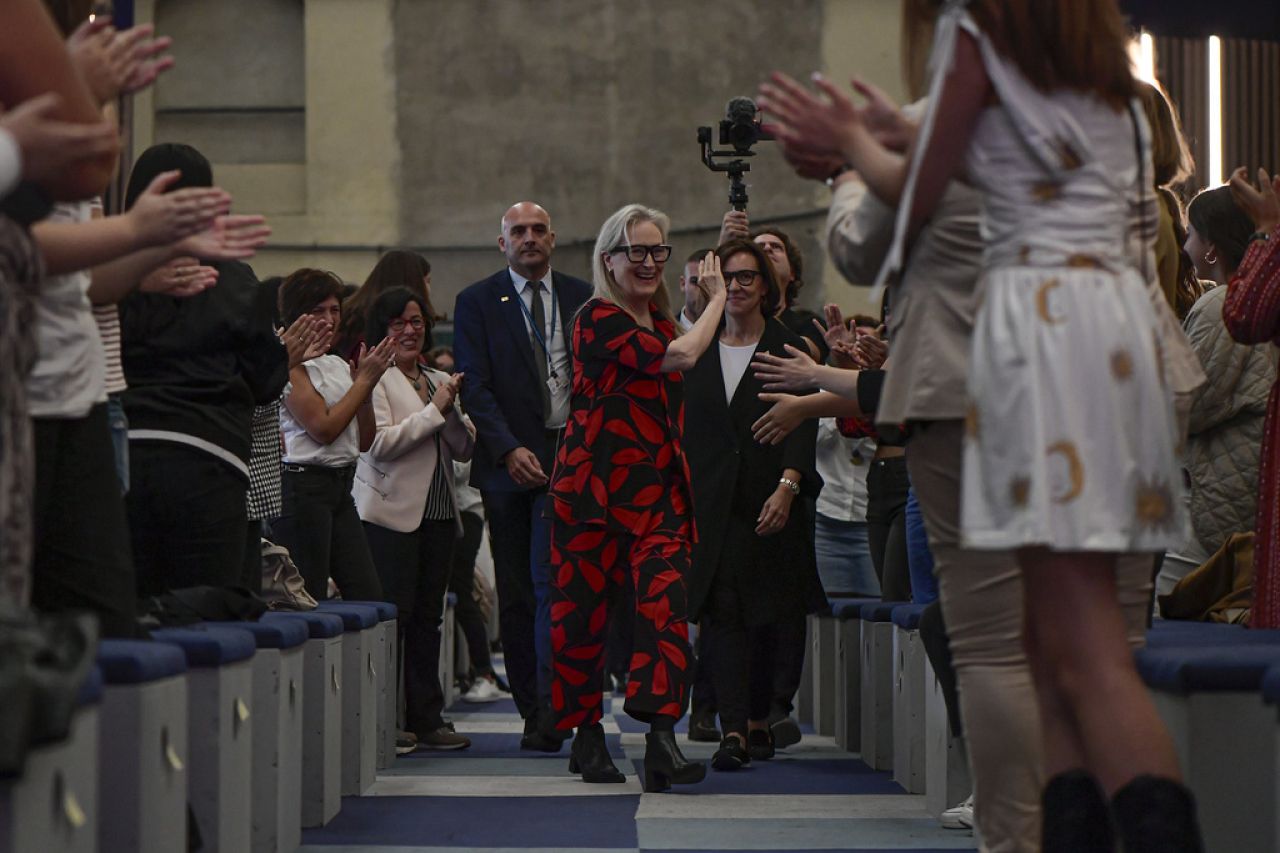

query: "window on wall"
xmin=151 ymin=0 xmax=304 ymax=164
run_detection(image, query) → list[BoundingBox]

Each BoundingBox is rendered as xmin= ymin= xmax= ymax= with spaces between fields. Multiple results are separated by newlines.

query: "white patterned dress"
xmin=889 ymin=6 xmax=1189 ymax=552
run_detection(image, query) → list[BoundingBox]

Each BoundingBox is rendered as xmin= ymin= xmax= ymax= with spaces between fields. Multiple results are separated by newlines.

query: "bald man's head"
xmin=499 ymin=202 xmax=556 ymax=280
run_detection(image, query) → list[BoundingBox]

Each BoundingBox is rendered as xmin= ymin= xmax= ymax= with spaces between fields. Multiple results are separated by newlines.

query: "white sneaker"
xmin=462 ymin=676 xmax=503 ymax=703
xmin=940 ymin=794 xmax=974 ymax=830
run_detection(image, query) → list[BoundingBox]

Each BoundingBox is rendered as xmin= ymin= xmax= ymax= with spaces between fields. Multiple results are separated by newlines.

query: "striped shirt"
xmin=93 ymin=304 xmax=127 ymax=395
xmin=422 ymin=372 xmax=455 ymax=521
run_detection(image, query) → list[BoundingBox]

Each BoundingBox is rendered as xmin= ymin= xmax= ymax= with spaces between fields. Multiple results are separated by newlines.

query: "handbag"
xmin=260 ymin=539 xmax=318 ymax=611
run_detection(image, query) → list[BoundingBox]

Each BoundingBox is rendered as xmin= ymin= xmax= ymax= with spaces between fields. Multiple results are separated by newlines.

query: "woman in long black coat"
xmin=683 ymin=238 xmax=824 ymax=771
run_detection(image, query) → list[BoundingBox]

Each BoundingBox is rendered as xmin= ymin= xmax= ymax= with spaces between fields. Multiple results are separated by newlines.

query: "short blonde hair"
xmin=589 ymin=204 xmax=676 ymax=322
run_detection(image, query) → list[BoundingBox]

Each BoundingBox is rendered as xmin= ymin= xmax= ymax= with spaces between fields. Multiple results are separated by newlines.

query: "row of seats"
xmin=798 ymin=600 xmax=1280 ymax=852
xmin=0 ymin=596 xmax=457 ymax=853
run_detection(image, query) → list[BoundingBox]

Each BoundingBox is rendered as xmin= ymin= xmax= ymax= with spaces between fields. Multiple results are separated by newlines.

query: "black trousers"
xmin=479 ymin=487 xmax=549 ymax=720
xmin=127 ymin=441 xmax=247 ymax=599
xmin=866 ymin=455 xmax=912 ymax=602
xmin=449 ymin=510 xmax=493 ymax=676
xmin=918 ymin=600 xmax=962 ymax=738
xmin=690 ymin=618 xmax=717 ymax=715
xmin=770 ymin=613 xmax=807 ymax=720
xmin=707 ymin=574 xmax=776 ymax=737
xmin=365 ymin=517 xmax=455 ymax=733
xmin=32 ymin=405 xmax=136 ymax=637
xmin=274 ymin=464 xmax=382 ymax=602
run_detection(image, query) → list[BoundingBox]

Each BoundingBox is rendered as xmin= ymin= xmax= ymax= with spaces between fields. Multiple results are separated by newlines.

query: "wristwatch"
xmin=779 ymin=476 xmax=800 ymax=495
xmin=1250 ymin=229 xmax=1273 ymax=244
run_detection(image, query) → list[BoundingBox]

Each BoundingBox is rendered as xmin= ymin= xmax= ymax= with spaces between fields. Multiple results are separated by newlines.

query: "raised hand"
xmin=850 ymin=78 xmax=915 ymax=153
xmin=128 ymin=170 xmax=231 ymax=247
xmin=751 ymin=344 xmax=820 ymax=391
xmin=353 ymin=337 xmax=396 ymax=386
xmin=814 ymin=303 xmax=854 ymax=355
xmin=280 ymin=313 xmax=325 ymax=369
xmin=0 ymin=94 xmax=118 ymax=186
xmin=177 ymin=215 xmax=272 ymax=262
xmin=432 ymin=372 xmax=464 ymax=414
xmin=68 ymin=19 xmax=174 ymax=105
xmin=697 ymin=251 xmax=726 ymax=304
xmin=719 ymin=209 xmax=750 ymax=244
xmin=852 ymin=326 xmax=888 ymax=369
xmin=139 ymin=255 xmax=217 ymax=298
xmin=758 ymin=71 xmax=861 ymax=162
xmin=1229 ymin=166 xmax=1280 ymax=234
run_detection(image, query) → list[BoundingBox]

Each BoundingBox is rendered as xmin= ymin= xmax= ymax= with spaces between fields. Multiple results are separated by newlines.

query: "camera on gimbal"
xmin=697 ymin=97 xmax=774 ymax=211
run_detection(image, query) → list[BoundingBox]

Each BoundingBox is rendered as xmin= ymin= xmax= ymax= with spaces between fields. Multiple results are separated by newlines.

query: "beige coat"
xmin=1183 ymin=285 xmax=1278 ymax=554
xmin=353 ymin=366 xmax=475 ymax=534
xmin=825 ymin=176 xmax=983 ymax=424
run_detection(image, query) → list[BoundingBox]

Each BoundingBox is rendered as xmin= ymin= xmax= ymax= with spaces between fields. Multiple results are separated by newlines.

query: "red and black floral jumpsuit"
xmin=547 ymin=297 xmax=694 ymax=729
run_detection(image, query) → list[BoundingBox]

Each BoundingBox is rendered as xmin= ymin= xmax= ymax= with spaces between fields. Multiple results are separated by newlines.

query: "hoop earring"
xmin=1204 ymin=250 xmax=1218 ymax=266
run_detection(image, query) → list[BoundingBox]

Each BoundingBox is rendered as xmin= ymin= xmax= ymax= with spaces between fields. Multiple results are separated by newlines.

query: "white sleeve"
xmin=0 ymin=129 xmax=22 ymax=200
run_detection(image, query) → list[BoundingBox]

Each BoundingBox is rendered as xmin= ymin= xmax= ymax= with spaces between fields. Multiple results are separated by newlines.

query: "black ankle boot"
xmin=643 ymin=730 xmax=706 ymax=792
xmin=1112 ymin=775 xmax=1204 ymax=853
xmin=567 ymin=723 xmax=625 ymax=783
xmin=1041 ymin=770 xmax=1114 ymax=853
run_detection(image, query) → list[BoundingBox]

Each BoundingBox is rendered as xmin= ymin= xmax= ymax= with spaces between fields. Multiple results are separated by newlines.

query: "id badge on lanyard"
xmin=519 ymin=284 xmax=568 ymax=395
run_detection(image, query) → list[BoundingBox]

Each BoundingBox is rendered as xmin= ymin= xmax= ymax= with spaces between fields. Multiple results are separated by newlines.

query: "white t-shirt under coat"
xmin=718 ymin=340 xmax=756 ymax=403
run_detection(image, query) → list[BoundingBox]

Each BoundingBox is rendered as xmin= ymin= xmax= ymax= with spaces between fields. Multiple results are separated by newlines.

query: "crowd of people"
xmin=5 ymin=0 xmax=1280 ymax=850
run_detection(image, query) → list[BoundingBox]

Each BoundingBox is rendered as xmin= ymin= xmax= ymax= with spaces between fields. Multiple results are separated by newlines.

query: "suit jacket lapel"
xmin=494 ymin=272 xmax=541 ymax=382
xmin=694 ymin=338 xmax=738 ymax=439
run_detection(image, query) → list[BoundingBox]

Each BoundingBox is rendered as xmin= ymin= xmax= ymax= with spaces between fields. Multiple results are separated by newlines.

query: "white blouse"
xmin=280 ymin=354 xmax=360 ymax=466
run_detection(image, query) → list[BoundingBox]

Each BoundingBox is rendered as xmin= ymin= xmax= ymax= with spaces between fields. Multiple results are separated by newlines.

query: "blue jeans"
xmin=905 ymin=488 xmax=938 ymax=604
xmin=106 ymin=393 xmax=129 ymax=494
xmin=814 ymin=513 xmax=879 ymax=599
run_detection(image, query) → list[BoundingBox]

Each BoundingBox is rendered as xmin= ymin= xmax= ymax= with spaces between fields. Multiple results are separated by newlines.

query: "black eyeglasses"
xmin=388 ymin=317 xmax=426 ymax=333
xmin=610 ymin=244 xmax=672 ymax=263
xmin=724 ymin=269 xmax=762 ymax=286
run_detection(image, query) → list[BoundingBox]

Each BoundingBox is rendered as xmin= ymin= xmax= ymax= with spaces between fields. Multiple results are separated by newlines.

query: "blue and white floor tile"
xmin=300 ymin=659 xmax=976 ymax=853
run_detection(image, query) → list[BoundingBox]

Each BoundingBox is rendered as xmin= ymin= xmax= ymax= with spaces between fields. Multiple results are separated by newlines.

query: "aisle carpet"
xmin=300 ymin=665 xmax=976 ymax=852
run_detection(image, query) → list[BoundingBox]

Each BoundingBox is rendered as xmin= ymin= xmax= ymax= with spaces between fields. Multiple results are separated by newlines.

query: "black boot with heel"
xmin=643 ymin=730 xmax=707 ymax=792
xmin=1111 ymin=775 xmax=1205 ymax=853
xmin=1041 ymin=770 xmax=1114 ymax=853
xmin=568 ymin=723 xmax=625 ymax=784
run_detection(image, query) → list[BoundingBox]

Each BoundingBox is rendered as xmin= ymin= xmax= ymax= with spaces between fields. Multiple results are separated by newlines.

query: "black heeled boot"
xmin=643 ymin=730 xmax=707 ymax=792
xmin=1112 ymin=775 xmax=1205 ymax=853
xmin=567 ymin=723 xmax=625 ymax=783
xmin=1041 ymin=770 xmax=1114 ymax=853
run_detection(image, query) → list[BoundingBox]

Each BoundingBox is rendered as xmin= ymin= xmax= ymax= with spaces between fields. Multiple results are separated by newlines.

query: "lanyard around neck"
xmin=516 ymin=280 xmax=559 ymax=377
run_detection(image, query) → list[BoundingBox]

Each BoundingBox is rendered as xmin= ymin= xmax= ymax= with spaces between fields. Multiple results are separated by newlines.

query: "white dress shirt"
xmin=509 ymin=268 xmax=570 ymax=429
xmin=815 ymin=420 xmax=874 ymax=522
xmin=0 ymin=130 xmax=20 ymax=200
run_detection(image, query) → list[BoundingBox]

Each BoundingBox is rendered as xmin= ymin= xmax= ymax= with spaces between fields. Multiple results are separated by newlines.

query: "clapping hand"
xmin=139 ymin=255 xmax=217 ymax=298
xmin=759 ymin=71 xmax=862 ymax=164
xmin=432 ymin=372 xmax=465 ymax=414
xmin=68 ymin=18 xmax=174 ymax=106
xmin=0 ymin=94 xmax=118 ymax=187
xmin=1229 ymin=167 xmax=1280 ymax=235
xmin=128 ymin=170 xmax=231 ymax=247
xmin=351 ymin=338 xmax=396 ymax=386
xmin=851 ymin=325 xmax=888 ymax=369
xmin=752 ymin=344 xmax=820 ymax=391
xmin=177 ymin=215 xmax=272 ymax=262
xmin=280 ymin=314 xmax=327 ymax=369
xmin=813 ymin=304 xmax=856 ymax=366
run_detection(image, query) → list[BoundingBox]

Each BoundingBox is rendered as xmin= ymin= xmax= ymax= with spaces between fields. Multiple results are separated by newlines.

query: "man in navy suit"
xmin=454 ymin=201 xmax=593 ymax=751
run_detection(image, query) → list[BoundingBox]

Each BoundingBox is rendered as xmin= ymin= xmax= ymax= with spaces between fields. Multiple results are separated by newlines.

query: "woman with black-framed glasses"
xmin=546 ymin=203 xmax=725 ymax=791
xmin=682 ymin=238 xmax=823 ymax=771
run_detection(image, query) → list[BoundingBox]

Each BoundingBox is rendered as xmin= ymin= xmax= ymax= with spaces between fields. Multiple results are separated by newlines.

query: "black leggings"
xmin=866 ymin=455 xmax=912 ymax=602
xmin=449 ymin=511 xmax=493 ymax=676
xmin=274 ymin=464 xmax=382 ymax=602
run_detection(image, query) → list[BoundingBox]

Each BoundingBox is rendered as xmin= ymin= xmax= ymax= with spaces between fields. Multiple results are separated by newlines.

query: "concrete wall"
xmin=132 ymin=0 xmax=907 ymax=316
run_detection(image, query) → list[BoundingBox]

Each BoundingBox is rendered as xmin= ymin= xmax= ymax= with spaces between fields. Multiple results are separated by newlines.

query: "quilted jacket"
xmin=1184 ymin=285 xmax=1279 ymax=554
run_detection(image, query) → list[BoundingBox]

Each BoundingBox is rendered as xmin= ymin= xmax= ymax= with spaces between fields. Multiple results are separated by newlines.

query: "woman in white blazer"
xmin=354 ymin=287 xmax=475 ymax=750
